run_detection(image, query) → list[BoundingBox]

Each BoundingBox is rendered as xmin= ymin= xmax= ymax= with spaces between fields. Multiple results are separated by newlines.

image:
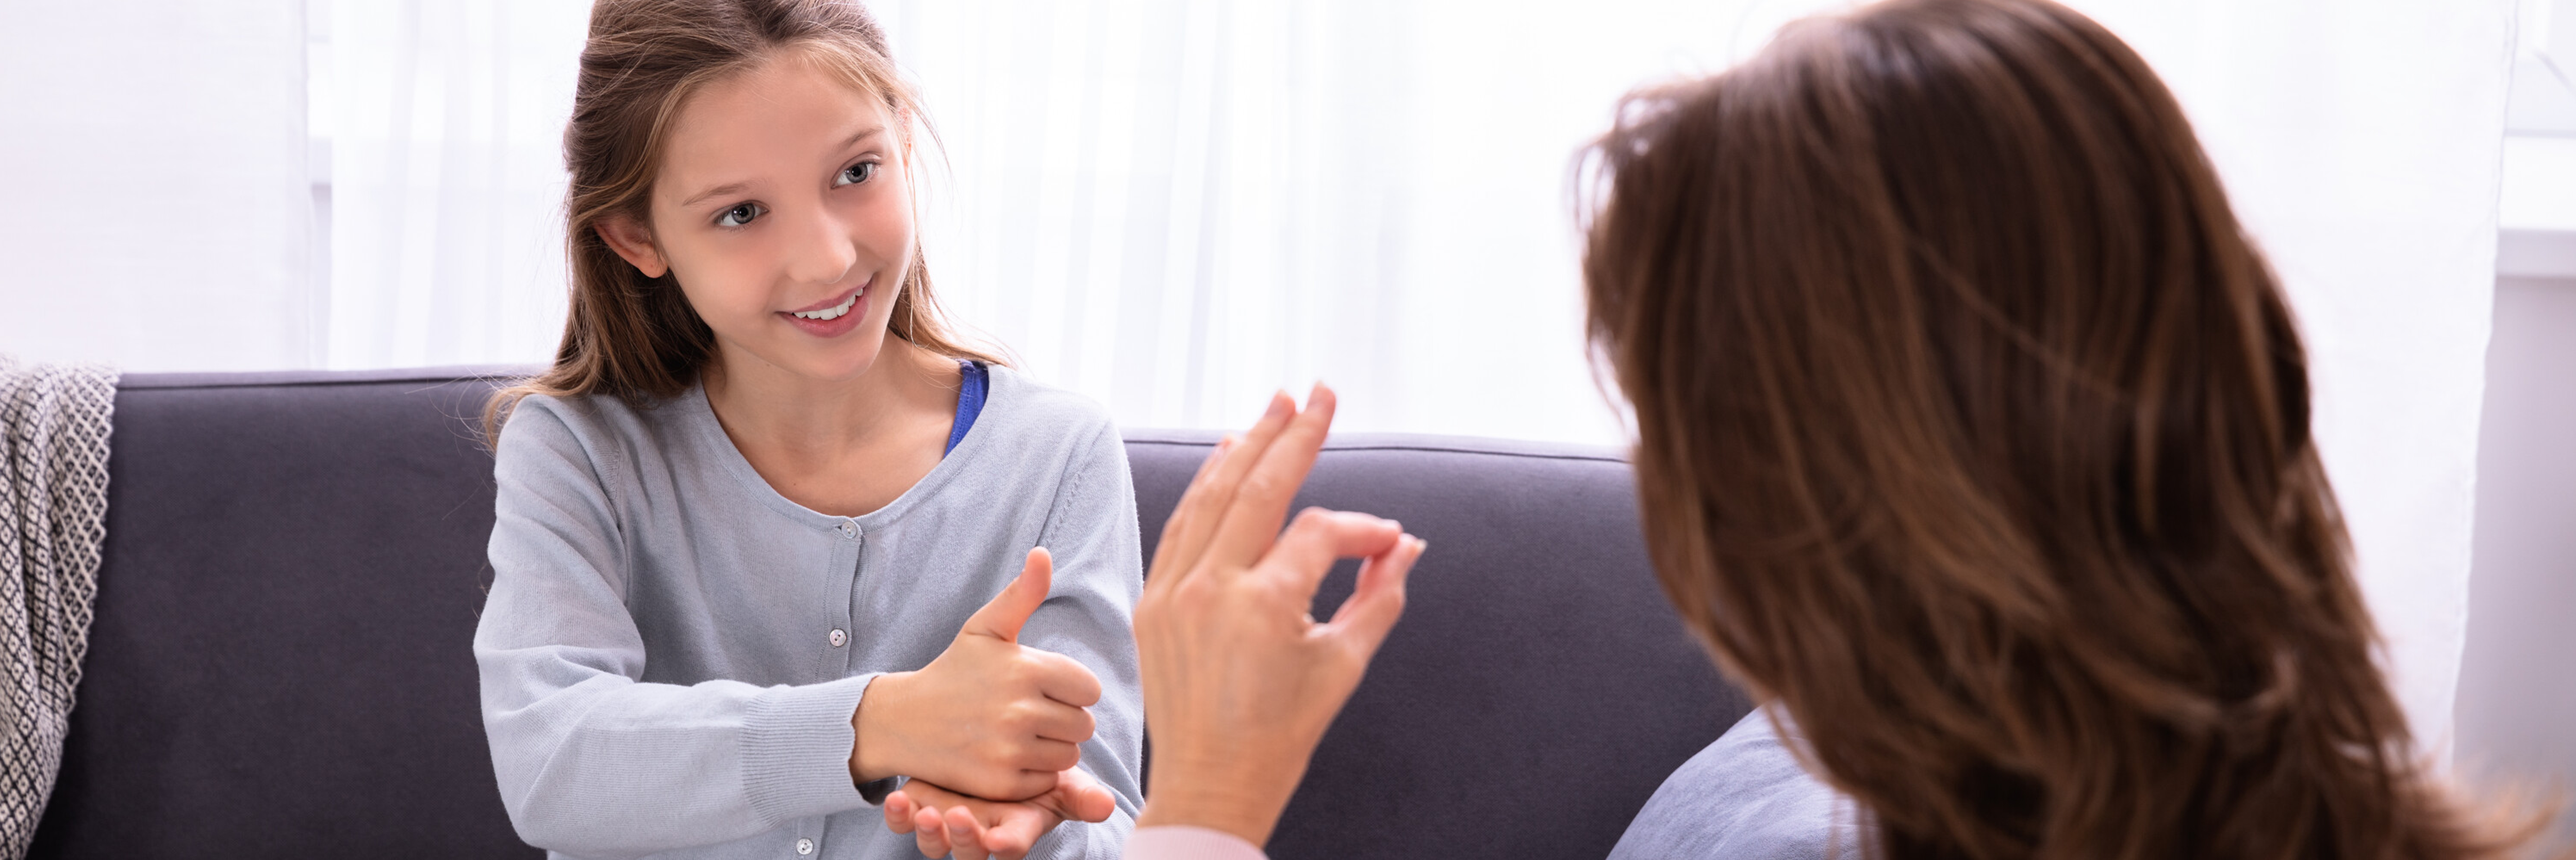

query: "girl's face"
xmin=599 ymin=52 xmax=915 ymax=384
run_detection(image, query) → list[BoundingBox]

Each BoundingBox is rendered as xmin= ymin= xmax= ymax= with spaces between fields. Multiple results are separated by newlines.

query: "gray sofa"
xmin=27 ymin=368 xmax=1751 ymax=859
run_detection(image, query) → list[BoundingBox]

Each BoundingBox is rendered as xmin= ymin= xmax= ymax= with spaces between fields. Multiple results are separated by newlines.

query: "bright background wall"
xmin=2 ymin=0 xmax=2567 ymax=805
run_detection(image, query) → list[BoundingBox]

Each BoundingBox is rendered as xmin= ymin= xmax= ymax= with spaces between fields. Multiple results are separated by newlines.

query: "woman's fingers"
xmin=1263 ymin=507 xmax=1403 ymax=604
xmin=1203 ymin=384 xmax=1338 ymax=570
xmin=1147 ymin=435 xmax=1237 ymax=587
xmin=1325 ymin=536 xmax=1425 ymax=659
xmin=1151 ymin=392 xmax=1298 ymax=589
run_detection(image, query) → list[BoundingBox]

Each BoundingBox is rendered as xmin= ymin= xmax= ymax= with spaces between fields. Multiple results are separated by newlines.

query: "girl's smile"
xmin=782 ymin=277 xmax=870 ymax=338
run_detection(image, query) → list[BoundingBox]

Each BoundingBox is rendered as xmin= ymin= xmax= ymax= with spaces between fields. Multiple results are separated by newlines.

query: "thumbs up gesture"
xmin=849 ymin=548 xmax=1106 ymax=802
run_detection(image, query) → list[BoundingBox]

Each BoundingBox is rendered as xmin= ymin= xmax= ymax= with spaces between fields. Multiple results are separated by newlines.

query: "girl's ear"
xmin=596 ymin=214 xmax=671 ymax=279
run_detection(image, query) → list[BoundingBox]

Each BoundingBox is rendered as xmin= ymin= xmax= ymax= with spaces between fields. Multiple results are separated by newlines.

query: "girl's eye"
xmin=716 ymin=203 xmax=764 ymax=227
xmin=836 ymin=161 xmax=877 ymax=187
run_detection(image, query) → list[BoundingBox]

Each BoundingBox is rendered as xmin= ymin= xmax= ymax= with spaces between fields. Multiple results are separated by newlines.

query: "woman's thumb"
xmin=961 ymin=547 xmax=1052 ymax=642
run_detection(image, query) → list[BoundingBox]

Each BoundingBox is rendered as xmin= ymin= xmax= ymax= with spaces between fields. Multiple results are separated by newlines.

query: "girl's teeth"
xmin=792 ymin=292 xmax=858 ymax=321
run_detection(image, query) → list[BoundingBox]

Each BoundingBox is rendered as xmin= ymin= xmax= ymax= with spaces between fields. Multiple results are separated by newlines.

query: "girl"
xmin=474 ymin=2 xmax=1138 ymax=858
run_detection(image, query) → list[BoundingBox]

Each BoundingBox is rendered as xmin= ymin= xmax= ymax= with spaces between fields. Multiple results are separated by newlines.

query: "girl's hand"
xmin=1131 ymin=385 xmax=1426 ymax=846
xmin=852 ymin=547 xmax=1103 ymax=802
xmin=881 ymin=769 xmax=1117 ymax=860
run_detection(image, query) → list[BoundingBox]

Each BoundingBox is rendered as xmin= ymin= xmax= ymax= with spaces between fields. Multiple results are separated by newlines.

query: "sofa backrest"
xmin=31 ymin=370 xmax=1748 ymax=860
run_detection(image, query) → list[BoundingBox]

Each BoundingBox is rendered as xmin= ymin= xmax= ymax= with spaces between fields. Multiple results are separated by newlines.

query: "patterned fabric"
xmin=0 ymin=356 xmax=115 ymax=857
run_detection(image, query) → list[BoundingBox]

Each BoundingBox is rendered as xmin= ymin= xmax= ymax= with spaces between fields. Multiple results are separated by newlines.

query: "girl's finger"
xmin=1151 ymin=392 xmax=1297 ymax=589
xmin=885 ymin=791 xmax=918 ymax=835
xmin=959 ymin=548 xmax=1051 ymax=643
xmin=944 ymin=806 xmax=992 ymax=860
xmin=1053 ymin=766 xmax=1120 ymax=823
xmin=976 ymin=805 xmax=1043 ymax=860
xmin=1021 ymin=736 xmax=1085 ymax=774
xmin=1029 ymin=649 xmax=1105 ymax=710
xmin=1027 ymin=687 xmax=1099 ymax=743
xmin=912 ymin=804 xmax=952 ymax=857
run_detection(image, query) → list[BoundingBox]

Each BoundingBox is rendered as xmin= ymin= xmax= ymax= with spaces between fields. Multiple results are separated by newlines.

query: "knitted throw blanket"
xmin=0 ymin=357 xmax=114 ymax=857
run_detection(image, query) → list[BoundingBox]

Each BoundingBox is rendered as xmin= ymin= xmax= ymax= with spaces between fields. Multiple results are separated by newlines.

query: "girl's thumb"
xmin=961 ymin=547 xmax=1052 ymax=642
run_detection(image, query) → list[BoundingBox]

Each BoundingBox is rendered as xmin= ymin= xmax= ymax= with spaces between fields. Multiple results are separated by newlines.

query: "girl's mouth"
xmin=780 ymin=279 xmax=870 ymax=336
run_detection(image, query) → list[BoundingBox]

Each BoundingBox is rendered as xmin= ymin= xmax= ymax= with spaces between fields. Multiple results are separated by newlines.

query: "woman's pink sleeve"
xmin=1125 ymin=825 xmax=1269 ymax=859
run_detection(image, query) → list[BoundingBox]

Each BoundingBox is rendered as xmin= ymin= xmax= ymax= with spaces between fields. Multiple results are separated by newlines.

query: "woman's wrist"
xmin=850 ymin=670 xmax=916 ymax=783
xmin=1134 ymin=755 xmax=1304 ymax=847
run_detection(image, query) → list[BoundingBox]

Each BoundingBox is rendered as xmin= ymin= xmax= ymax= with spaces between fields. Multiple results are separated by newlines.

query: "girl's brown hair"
xmin=486 ymin=0 xmax=999 ymax=438
xmin=1581 ymin=0 xmax=2540 ymax=857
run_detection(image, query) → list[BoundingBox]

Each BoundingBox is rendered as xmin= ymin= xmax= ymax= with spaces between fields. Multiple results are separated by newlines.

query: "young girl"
xmin=474 ymin=2 xmax=1139 ymax=858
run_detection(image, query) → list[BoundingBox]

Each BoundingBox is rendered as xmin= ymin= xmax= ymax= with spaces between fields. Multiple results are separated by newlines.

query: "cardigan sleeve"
xmin=1014 ymin=420 xmax=1148 ymax=859
xmin=473 ymin=399 xmax=876 ymax=858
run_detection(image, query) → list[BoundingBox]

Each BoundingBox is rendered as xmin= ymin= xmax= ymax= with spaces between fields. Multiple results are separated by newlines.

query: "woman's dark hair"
xmin=486 ymin=0 xmax=998 ymax=439
xmin=1580 ymin=0 xmax=2543 ymax=856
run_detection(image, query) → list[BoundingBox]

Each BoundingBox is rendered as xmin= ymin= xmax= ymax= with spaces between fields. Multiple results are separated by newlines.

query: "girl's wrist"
xmin=850 ymin=670 xmax=916 ymax=783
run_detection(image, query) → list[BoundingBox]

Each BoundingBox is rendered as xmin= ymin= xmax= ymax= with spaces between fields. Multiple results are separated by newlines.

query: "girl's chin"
xmin=714 ymin=324 xmax=893 ymax=386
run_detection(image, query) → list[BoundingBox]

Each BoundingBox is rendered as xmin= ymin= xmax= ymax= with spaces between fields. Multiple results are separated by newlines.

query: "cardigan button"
xmin=829 ymin=628 xmax=848 ymax=648
xmin=797 ymin=837 xmax=816 ymax=855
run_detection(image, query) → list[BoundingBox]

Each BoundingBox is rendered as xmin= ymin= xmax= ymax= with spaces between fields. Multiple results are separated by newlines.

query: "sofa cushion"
xmin=31 ymin=371 xmax=1749 ymax=859
xmin=32 ymin=369 xmax=535 ymax=858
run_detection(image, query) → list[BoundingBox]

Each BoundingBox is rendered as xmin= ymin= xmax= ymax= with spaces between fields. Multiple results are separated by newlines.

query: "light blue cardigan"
xmin=475 ymin=366 xmax=1142 ymax=860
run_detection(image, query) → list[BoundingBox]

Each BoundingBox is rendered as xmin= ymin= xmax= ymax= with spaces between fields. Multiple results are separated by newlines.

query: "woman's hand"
xmin=1132 ymin=385 xmax=1427 ymax=846
xmin=881 ymin=769 xmax=1118 ymax=860
xmin=852 ymin=547 xmax=1103 ymax=802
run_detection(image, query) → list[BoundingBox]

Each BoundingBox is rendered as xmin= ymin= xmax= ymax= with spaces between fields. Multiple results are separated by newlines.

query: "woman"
xmin=1578 ymin=0 xmax=2530 ymax=855
xmin=900 ymin=0 xmax=2545 ymax=857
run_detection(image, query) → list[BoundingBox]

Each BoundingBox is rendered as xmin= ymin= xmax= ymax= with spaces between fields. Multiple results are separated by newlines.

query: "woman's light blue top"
xmin=475 ymin=364 xmax=1143 ymax=860
xmin=1610 ymin=709 xmax=1864 ymax=859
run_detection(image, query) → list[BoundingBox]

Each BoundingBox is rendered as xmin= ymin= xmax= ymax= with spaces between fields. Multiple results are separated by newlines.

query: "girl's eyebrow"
xmin=675 ymin=125 xmax=888 ymax=209
xmin=680 ymin=181 xmax=753 ymax=209
xmin=840 ymin=124 xmax=885 ymax=148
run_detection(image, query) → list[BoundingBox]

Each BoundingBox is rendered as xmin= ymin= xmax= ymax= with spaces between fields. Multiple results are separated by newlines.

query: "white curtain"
xmin=322 ymin=0 xmax=589 ymax=369
xmin=4 ymin=0 xmax=2501 ymax=754
xmin=0 ymin=3 xmax=311 ymax=371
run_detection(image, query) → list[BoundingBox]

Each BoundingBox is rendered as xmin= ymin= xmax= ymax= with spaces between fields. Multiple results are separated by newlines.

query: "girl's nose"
xmin=784 ymin=207 xmax=862 ymax=288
